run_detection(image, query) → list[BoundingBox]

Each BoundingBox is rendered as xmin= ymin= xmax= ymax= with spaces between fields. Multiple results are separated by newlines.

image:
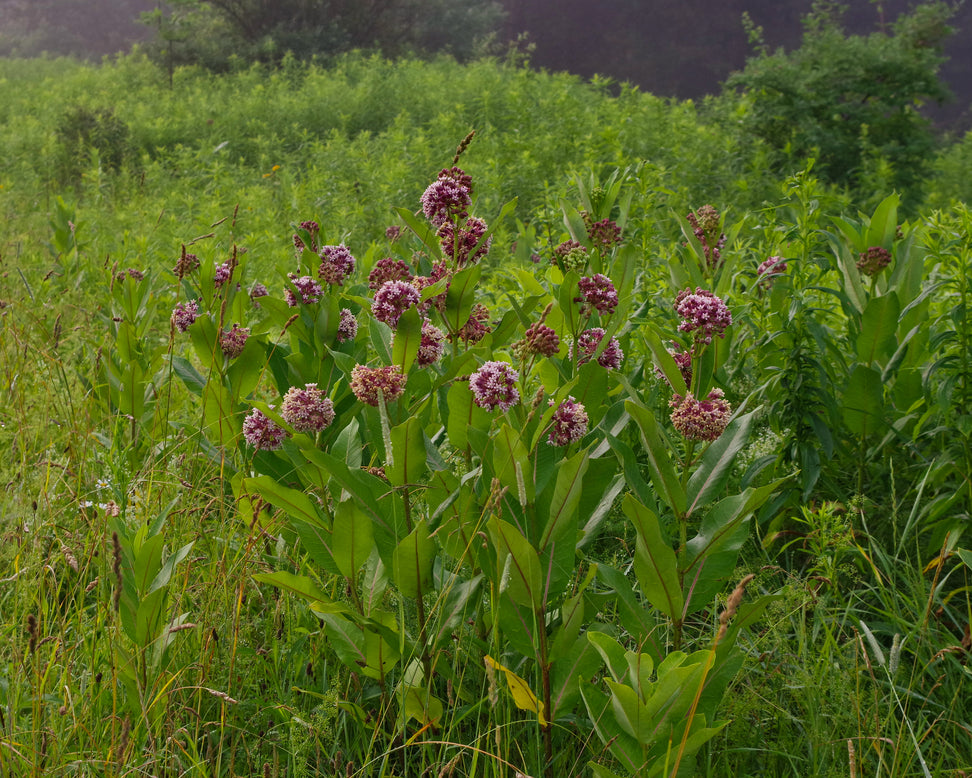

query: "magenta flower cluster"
xmin=280 ymin=383 xmax=335 ymax=433
xmin=350 ymin=365 xmax=407 ymax=406
xmin=417 ymin=320 xmax=446 ymax=366
xmin=242 ymin=408 xmax=289 ymax=451
xmin=687 ymin=205 xmax=726 ymax=270
xmin=368 ymin=257 xmax=414 ymax=291
xmin=318 ymin=244 xmax=356 ymax=286
xmin=572 ymin=328 xmax=624 ymax=370
xmin=214 ymin=261 xmax=232 ymax=288
xmin=547 ymin=396 xmax=589 ymax=446
xmin=757 ymin=256 xmax=788 ymax=289
xmin=577 ymin=274 xmax=619 ymax=316
xmin=336 ymin=308 xmax=358 ymax=342
xmin=372 ymin=279 xmax=420 ymax=328
xmin=220 ymin=323 xmax=250 ymax=358
xmin=519 ymin=319 xmax=560 ymax=357
xmin=669 ymin=389 xmax=732 ymax=441
xmin=173 ymin=251 xmax=200 ymax=279
xmin=469 ymin=361 xmax=520 ymax=412
xmin=437 ymin=216 xmax=491 ymax=266
xmin=421 ymin=166 xmax=473 ymax=227
xmin=675 ymin=288 xmax=732 ymax=344
xmin=857 ymin=246 xmax=892 ymax=277
xmin=588 ymin=218 xmax=622 ymax=250
xmin=455 ymin=303 xmax=492 ymax=345
xmin=171 ymin=300 xmax=200 ymax=332
xmin=285 ymin=273 xmax=323 ymax=307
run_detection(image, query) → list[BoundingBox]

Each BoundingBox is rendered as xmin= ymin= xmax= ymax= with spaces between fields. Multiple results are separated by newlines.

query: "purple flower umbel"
xmin=242 ymin=408 xmax=289 ymax=451
xmin=421 ymin=167 xmax=473 ymax=227
xmin=220 ymin=324 xmax=250 ymax=358
xmin=368 ymin=257 xmax=414 ymax=292
xmin=336 ymin=308 xmax=358 ymax=342
xmin=214 ymin=261 xmax=233 ymax=288
xmin=670 ymin=389 xmax=732 ymax=441
xmin=280 ymin=383 xmax=335 ymax=433
xmin=171 ymin=300 xmax=200 ymax=333
xmin=416 ymin=320 xmax=446 ymax=366
xmin=469 ymin=361 xmax=520 ymax=412
xmin=350 ymin=365 xmax=407 ymax=406
xmin=372 ymin=280 xmax=421 ymax=328
xmin=547 ymin=396 xmax=589 ymax=446
xmin=437 ymin=216 xmax=491 ymax=267
xmin=318 ymin=244 xmax=356 ymax=286
xmin=572 ymin=328 xmax=624 ymax=370
xmin=675 ymin=288 xmax=732 ymax=345
xmin=857 ymin=246 xmax=892 ymax=277
xmin=286 ymin=273 xmax=323 ymax=306
xmin=577 ymin=273 xmax=619 ymax=316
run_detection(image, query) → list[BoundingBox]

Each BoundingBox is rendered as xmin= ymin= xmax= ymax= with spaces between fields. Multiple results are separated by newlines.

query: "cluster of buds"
xmin=437 ymin=216 xmax=491 ymax=267
xmin=416 ymin=320 xmax=446 ymax=366
xmin=571 ymin=327 xmax=623 ymax=370
xmin=686 ymin=205 xmax=726 ymax=271
xmin=173 ymin=248 xmax=200 ymax=279
xmin=220 ymin=324 xmax=250 ymax=358
xmin=171 ymin=300 xmax=200 ymax=333
xmin=552 ymin=240 xmax=588 ymax=272
xmin=293 ymin=220 xmax=320 ymax=253
xmin=453 ymin=303 xmax=492 ymax=345
xmin=756 ymin=256 xmax=788 ymax=290
xmin=368 ymin=257 xmax=413 ymax=292
xmin=669 ymin=389 xmax=732 ymax=441
xmin=515 ymin=305 xmax=560 ymax=359
xmin=576 ymin=273 xmax=619 ymax=316
xmin=350 ymin=365 xmax=407 ymax=407
xmin=587 ymin=217 xmax=622 ymax=250
xmin=856 ymin=246 xmax=892 ymax=277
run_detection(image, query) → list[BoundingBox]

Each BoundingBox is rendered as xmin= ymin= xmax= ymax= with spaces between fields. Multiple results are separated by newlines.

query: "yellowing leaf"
xmin=485 ymin=654 xmax=548 ymax=726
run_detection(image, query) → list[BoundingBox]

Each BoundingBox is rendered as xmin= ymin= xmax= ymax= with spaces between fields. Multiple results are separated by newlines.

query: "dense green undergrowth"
xmin=0 ymin=53 xmax=970 ymax=778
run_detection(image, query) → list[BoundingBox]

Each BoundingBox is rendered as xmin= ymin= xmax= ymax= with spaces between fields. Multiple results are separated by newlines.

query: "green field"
xmin=0 ymin=52 xmax=969 ymax=777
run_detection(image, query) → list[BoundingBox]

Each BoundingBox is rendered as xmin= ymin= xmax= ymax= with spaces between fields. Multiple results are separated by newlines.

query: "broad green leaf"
xmin=391 ymin=520 xmax=435 ymax=599
xmin=148 ymin=541 xmax=194 ymax=594
xmin=557 ymin=270 xmax=582 ymax=334
xmin=595 ymin=564 xmax=661 ymax=659
xmin=624 ymin=400 xmax=687 ymax=516
xmin=169 ymin=355 xmax=206 ymax=396
xmin=623 ymin=494 xmax=684 ymax=621
xmin=387 ymin=416 xmax=427 ymax=487
xmin=393 ymin=206 xmax=442 ymax=258
xmin=444 ymin=263 xmax=482 ymax=332
xmin=391 ymin=305 xmax=422 ymax=374
xmin=864 ymin=193 xmax=899 ymax=250
xmin=332 ymin=499 xmax=375 ymax=579
xmin=538 ymin=448 xmax=589 ymax=551
xmin=686 ymin=408 xmax=758 ymax=516
xmin=580 ymin=683 xmax=644 ymax=774
xmin=188 ymin=313 xmax=219 ymax=371
xmin=642 ymin=327 xmax=688 ymax=396
xmin=587 ymin=631 xmax=629 ymax=684
xmin=402 ymin=686 xmax=444 ymax=725
xmin=548 ymin=631 xmax=604 ymax=719
xmin=253 ymin=570 xmax=329 ymax=603
xmin=445 ymin=380 xmax=490 ymax=453
xmin=492 ymin=423 xmax=534 ymax=505
xmin=842 ymin=364 xmax=884 ymax=437
xmin=244 ymin=475 xmax=324 ymax=527
xmin=488 ymin=516 xmax=543 ymax=611
xmin=856 ymin=292 xmax=900 ymax=365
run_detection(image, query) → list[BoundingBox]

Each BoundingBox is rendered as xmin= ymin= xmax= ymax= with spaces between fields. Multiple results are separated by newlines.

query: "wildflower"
xmin=220 ymin=323 xmax=250 ymax=358
xmin=280 ymin=383 xmax=335 ymax=433
xmin=350 ymin=365 xmax=406 ymax=406
xmin=547 ymin=396 xmax=589 ymax=446
xmin=242 ymin=408 xmax=289 ymax=451
xmin=670 ymin=389 xmax=732 ymax=441
xmin=116 ymin=268 xmax=144 ymax=283
xmin=437 ymin=216 xmax=491 ymax=266
xmin=368 ymin=257 xmax=414 ymax=292
xmin=572 ymin=327 xmax=624 ymax=370
xmin=588 ymin=218 xmax=622 ymax=249
xmin=553 ymin=240 xmax=588 ymax=272
xmin=173 ymin=250 xmax=200 ymax=279
xmin=856 ymin=246 xmax=891 ymax=277
xmin=421 ymin=166 xmax=473 ymax=227
xmin=686 ymin=205 xmax=726 ymax=270
xmin=413 ymin=262 xmax=451 ymax=314
xmin=214 ymin=261 xmax=233 ymax=288
xmin=298 ymin=220 xmax=320 ymax=251
xmin=416 ymin=319 xmax=446 ymax=366
xmin=654 ymin=345 xmax=693 ymax=388
xmin=372 ymin=280 xmax=421 ymax=328
xmin=454 ymin=303 xmax=492 ymax=344
xmin=756 ymin=256 xmax=788 ymax=289
xmin=336 ymin=308 xmax=358 ymax=342
xmin=675 ymin=288 xmax=732 ymax=344
xmin=576 ymin=273 xmax=619 ymax=316
xmin=318 ymin=244 xmax=356 ymax=286
xmin=517 ymin=319 xmax=560 ymax=358
xmin=386 ymin=225 xmax=402 ymax=242
xmin=469 ymin=361 xmax=520 ymax=412
xmin=285 ymin=273 xmax=323 ymax=307
xmin=249 ymin=282 xmax=268 ymax=306
xmin=171 ymin=300 xmax=200 ymax=333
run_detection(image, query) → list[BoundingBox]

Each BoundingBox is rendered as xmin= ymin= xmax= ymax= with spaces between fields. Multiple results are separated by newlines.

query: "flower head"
xmin=421 ymin=167 xmax=473 ymax=227
xmin=572 ymin=327 xmax=624 ymax=370
xmin=285 ymin=273 xmax=323 ymax=306
xmin=453 ymin=303 xmax=492 ymax=344
xmin=552 ymin=240 xmax=588 ymax=272
xmin=856 ymin=246 xmax=892 ymax=277
xmin=336 ymin=308 xmax=358 ymax=342
xmin=242 ymin=408 xmax=289 ymax=451
xmin=318 ymin=244 xmax=356 ymax=286
xmin=280 ymin=383 xmax=335 ymax=433
xmin=171 ymin=300 xmax=200 ymax=333
xmin=686 ymin=205 xmax=726 ymax=270
xmin=675 ymin=288 xmax=732 ymax=344
xmin=214 ymin=261 xmax=233 ymax=288
xmin=576 ymin=273 xmax=619 ymax=316
xmin=437 ymin=216 xmax=491 ymax=266
xmin=220 ymin=323 xmax=250 ymax=358
xmin=669 ymin=389 xmax=732 ymax=441
xmin=368 ymin=257 xmax=414 ymax=292
xmin=386 ymin=225 xmax=402 ymax=242
xmin=173 ymin=250 xmax=200 ymax=279
xmin=416 ymin=319 xmax=446 ymax=366
xmin=756 ymin=256 xmax=788 ymax=289
xmin=588 ymin=218 xmax=622 ymax=250
xmin=249 ymin=282 xmax=269 ymax=303
xmin=412 ymin=262 xmax=450 ymax=314
xmin=372 ymin=279 xmax=421 ymax=328
xmin=469 ymin=361 xmax=520 ymax=412
xmin=547 ymin=396 xmax=589 ymax=446
xmin=350 ymin=365 xmax=407 ymax=406
xmin=517 ymin=320 xmax=560 ymax=358
xmin=654 ymin=345 xmax=693 ymax=388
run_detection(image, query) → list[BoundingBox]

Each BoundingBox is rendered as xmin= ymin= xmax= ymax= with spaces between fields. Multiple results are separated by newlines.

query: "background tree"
xmin=722 ymin=0 xmax=955 ymax=207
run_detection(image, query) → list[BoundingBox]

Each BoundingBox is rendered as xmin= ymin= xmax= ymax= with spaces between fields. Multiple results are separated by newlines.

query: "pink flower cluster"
xmin=242 ymin=408 xmax=289 ymax=451
xmin=454 ymin=303 xmax=492 ymax=344
xmin=220 ymin=324 xmax=250 ymax=358
xmin=687 ymin=205 xmax=726 ymax=270
xmin=669 ymin=389 xmax=732 ymax=441
xmin=547 ymin=396 xmax=589 ymax=446
xmin=469 ymin=361 xmax=520 ymax=412
xmin=757 ymin=256 xmax=788 ymax=289
xmin=654 ymin=345 xmax=693 ymax=388
xmin=437 ymin=216 xmax=491 ymax=267
xmin=350 ymin=365 xmax=406 ymax=406
xmin=173 ymin=250 xmax=200 ymax=279
xmin=285 ymin=273 xmax=323 ymax=307
xmin=675 ymin=288 xmax=732 ymax=344
xmin=280 ymin=383 xmax=335 ymax=433
xmin=214 ymin=261 xmax=232 ymax=288
xmin=588 ymin=218 xmax=622 ymax=249
xmin=318 ymin=244 xmax=356 ymax=286
xmin=171 ymin=300 xmax=200 ymax=332
xmin=417 ymin=320 xmax=446 ymax=366
xmin=552 ymin=240 xmax=588 ymax=271
xmin=519 ymin=320 xmax=560 ymax=357
xmin=572 ymin=328 xmax=624 ymax=370
xmin=857 ymin=246 xmax=892 ymax=277
xmin=336 ymin=308 xmax=358 ymax=342
xmin=368 ymin=257 xmax=414 ymax=291
xmin=577 ymin=274 xmax=619 ymax=316
xmin=372 ymin=279 xmax=421 ymax=328
xmin=421 ymin=166 xmax=473 ymax=227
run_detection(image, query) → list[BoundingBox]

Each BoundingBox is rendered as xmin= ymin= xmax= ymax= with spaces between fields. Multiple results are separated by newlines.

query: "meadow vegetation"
xmin=0 ymin=48 xmax=970 ymax=777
